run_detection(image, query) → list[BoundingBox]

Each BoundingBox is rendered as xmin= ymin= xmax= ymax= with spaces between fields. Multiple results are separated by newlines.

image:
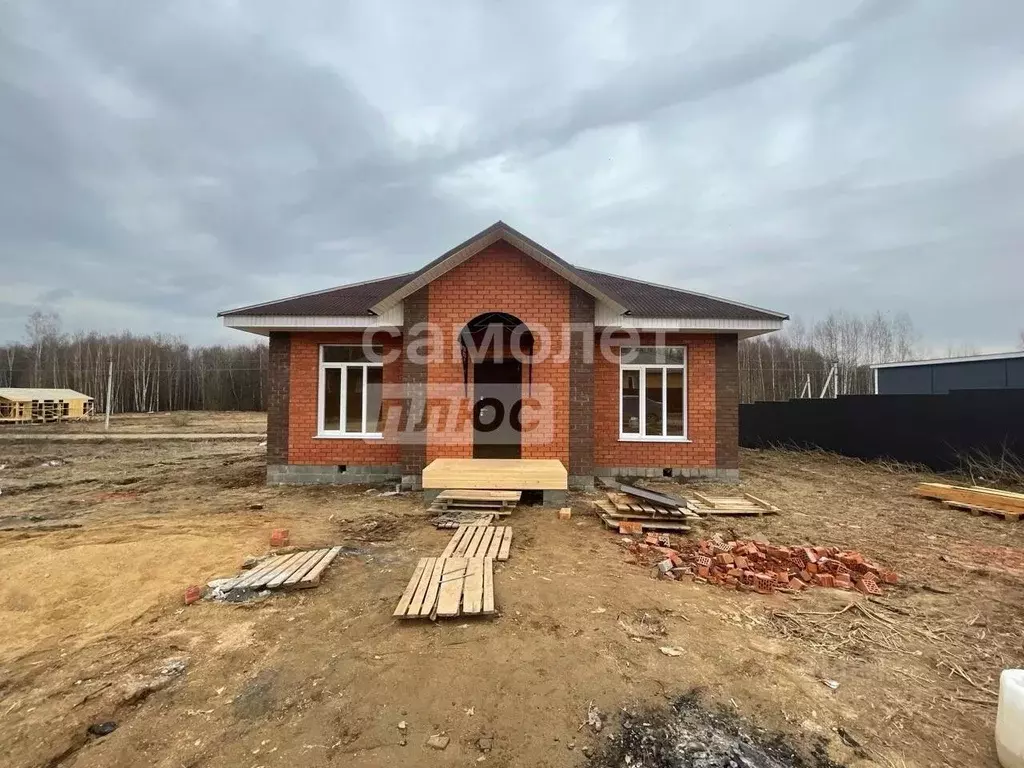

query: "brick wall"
xmin=266 ymin=332 xmax=291 ymax=465
xmin=286 ymin=331 xmax=403 ymax=466
xmin=593 ymin=333 xmax=718 ymax=469
xmin=425 ymin=241 xmax=571 ymax=463
xmin=715 ymin=334 xmax=740 ymax=469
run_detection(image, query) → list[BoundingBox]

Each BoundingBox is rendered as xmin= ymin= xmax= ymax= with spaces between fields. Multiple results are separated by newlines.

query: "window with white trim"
xmin=619 ymin=346 xmax=687 ymax=440
xmin=319 ymin=345 xmax=384 ymax=437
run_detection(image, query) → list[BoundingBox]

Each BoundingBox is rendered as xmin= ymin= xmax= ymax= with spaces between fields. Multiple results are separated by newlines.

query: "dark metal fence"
xmin=739 ymin=389 xmax=1024 ymax=471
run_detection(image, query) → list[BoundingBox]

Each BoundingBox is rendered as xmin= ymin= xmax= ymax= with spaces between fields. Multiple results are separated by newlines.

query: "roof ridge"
xmin=574 ymin=266 xmax=789 ymax=319
xmin=218 ymin=271 xmax=415 ymax=317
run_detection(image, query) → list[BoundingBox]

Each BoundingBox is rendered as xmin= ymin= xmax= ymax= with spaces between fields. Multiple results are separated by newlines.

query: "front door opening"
xmin=472 ymin=358 xmax=522 ymax=459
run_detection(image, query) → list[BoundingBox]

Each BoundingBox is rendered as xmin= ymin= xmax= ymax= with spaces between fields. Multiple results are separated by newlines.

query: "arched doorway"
xmin=459 ymin=313 xmax=533 ymax=459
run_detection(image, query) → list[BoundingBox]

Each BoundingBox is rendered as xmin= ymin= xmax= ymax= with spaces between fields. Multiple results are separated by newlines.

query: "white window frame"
xmin=618 ymin=346 xmax=689 ymax=442
xmin=317 ymin=345 xmax=384 ymax=439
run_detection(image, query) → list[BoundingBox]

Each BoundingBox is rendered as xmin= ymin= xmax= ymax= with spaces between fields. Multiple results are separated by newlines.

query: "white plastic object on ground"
xmin=997 ymin=669 xmax=1024 ymax=768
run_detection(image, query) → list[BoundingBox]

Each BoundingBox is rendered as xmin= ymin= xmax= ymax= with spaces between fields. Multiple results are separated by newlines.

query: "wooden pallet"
xmin=440 ymin=525 xmax=513 ymax=560
xmin=604 ymin=491 xmax=699 ymax=519
xmin=686 ymin=492 xmax=779 ymax=516
xmin=393 ymin=556 xmax=496 ymax=619
xmin=429 ymin=489 xmax=520 ymax=517
xmin=599 ymin=513 xmax=691 ymax=533
xmin=915 ymin=483 xmax=1024 ymax=516
xmin=943 ymin=500 xmax=1022 ymax=522
xmin=221 ymin=547 xmax=342 ymax=592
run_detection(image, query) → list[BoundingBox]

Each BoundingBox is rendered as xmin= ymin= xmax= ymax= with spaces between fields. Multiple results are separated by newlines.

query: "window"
xmin=319 ymin=345 xmax=384 ymax=437
xmin=619 ymin=346 xmax=687 ymax=440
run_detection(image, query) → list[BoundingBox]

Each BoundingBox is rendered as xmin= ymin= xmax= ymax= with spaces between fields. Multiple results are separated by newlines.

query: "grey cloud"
xmin=0 ymin=0 xmax=1021 ymax=352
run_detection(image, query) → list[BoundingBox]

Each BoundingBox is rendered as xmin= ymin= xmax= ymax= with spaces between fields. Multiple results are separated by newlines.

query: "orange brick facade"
xmin=275 ymin=247 xmax=731 ymax=483
xmin=286 ymin=331 xmax=402 ymax=466
xmin=593 ymin=333 xmax=718 ymax=470
xmin=424 ymin=241 xmax=571 ymax=463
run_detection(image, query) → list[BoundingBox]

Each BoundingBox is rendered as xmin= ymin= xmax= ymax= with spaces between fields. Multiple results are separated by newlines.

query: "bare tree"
xmin=0 ymin=313 xmax=268 ymax=413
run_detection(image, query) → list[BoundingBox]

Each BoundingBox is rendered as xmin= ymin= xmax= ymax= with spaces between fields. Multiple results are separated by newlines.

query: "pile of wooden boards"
xmin=394 ymin=524 xmax=512 ymax=620
xmin=217 ymin=547 xmax=342 ymax=594
xmin=685 ymin=492 xmax=780 ymax=517
xmin=914 ymin=482 xmax=1024 ymax=521
xmin=393 ymin=556 xmax=495 ymax=619
xmin=593 ymin=479 xmax=699 ymax=533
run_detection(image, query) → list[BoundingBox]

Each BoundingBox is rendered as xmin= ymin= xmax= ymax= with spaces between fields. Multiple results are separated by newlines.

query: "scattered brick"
xmin=184 ymin=585 xmax=202 ymax=605
xmin=620 ymin=537 xmax=897 ymax=598
xmin=270 ymin=528 xmax=289 ymax=547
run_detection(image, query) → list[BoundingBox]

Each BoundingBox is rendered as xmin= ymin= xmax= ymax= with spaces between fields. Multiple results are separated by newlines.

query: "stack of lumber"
xmin=393 ymin=556 xmax=495 ymax=619
xmin=914 ymin=482 xmax=1024 ymax=521
xmin=594 ymin=479 xmax=698 ymax=533
xmin=428 ymin=489 xmax=520 ymax=517
xmin=218 ymin=547 xmax=342 ymax=593
xmin=685 ymin=492 xmax=780 ymax=517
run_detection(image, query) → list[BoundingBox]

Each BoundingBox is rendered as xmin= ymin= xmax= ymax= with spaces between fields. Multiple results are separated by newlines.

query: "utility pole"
xmin=105 ymin=358 xmax=113 ymax=430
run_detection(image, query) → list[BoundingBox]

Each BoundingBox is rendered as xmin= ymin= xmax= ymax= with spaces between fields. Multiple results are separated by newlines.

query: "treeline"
xmin=739 ymin=310 xmax=919 ymax=403
xmin=1 ymin=311 xmax=268 ymax=412
xmin=3 ymin=309 xmax=930 ymax=413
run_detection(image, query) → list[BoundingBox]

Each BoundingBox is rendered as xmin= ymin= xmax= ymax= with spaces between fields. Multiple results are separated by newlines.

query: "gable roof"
xmin=219 ymin=221 xmax=787 ymax=322
xmin=367 ymin=221 xmax=626 ymax=315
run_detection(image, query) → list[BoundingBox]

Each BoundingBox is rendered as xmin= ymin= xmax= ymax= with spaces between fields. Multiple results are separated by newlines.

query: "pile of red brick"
xmin=634 ymin=534 xmax=898 ymax=595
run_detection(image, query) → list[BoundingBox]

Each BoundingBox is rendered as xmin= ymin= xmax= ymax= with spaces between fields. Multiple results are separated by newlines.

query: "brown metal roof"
xmin=574 ymin=268 xmax=787 ymax=321
xmin=219 ymin=224 xmax=786 ymax=321
xmin=219 ymin=273 xmax=414 ymax=317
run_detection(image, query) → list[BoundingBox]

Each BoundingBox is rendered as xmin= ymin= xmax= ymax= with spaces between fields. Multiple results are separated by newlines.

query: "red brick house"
xmin=220 ymin=222 xmax=785 ymax=490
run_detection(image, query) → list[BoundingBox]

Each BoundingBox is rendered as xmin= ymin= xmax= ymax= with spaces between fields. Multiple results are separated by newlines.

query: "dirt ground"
xmin=1 ymin=416 xmax=1021 ymax=768
xmin=1 ymin=410 xmax=266 ymax=435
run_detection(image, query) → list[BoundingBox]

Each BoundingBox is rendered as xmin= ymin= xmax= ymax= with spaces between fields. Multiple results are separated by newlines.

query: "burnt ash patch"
xmin=586 ymin=692 xmax=845 ymax=768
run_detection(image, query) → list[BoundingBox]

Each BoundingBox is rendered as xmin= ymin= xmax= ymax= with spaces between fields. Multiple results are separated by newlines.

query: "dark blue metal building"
xmin=871 ymin=351 xmax=1024 ymax=395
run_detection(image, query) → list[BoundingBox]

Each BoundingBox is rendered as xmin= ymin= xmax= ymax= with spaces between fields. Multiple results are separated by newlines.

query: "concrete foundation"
xmin=593 ymin=466 xmax=740 ymax=482
xmin=267 ymin=464 xmax=402 ymax=485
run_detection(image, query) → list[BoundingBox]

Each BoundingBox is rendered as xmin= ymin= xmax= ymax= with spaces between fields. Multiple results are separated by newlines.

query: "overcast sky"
xmin=1 ymin=1 xmax=1021 ymax=351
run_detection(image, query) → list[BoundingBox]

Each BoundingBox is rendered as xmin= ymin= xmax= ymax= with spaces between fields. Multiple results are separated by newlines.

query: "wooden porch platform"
xmin=422 ymin=459 xmax=567 ymax=491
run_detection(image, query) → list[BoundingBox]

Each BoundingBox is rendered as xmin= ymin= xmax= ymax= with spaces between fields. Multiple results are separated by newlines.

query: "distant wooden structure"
xmin=0 ymin=388 xmax=95 ymax=424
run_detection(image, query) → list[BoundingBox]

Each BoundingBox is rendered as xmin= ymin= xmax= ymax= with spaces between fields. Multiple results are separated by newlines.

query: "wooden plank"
xmin=691 ymin=508 xmax=767 ymax=517
xmin=394 ymin=558 xmax=429 ymax=618
xmin=441 ymin=526 xmax=469 ymax=559
xmin=602 ymin=515 xmax=691 ymax=532
xmin=689 ymin=491 xmax=718 ymax=508
xmin=484 ymin=528 xmax=503 ymax=559
xmin=437 ymin=490 xmax=521 ymax=502
xmin=253 ymin=553 xmax=309 ymax=588
xmin=497 ymin=527 xmax=513 ymax=561
xmin=943 ymin=501 xmax=1022 ymax=522
xmin=267 ymin=549 xmax=323 ymax=588
xmin=234 ymin=553 xmax=301 ymax=589
xmin=422 ymin=458 xmax=567 ymax=490
xmin=460 ymin=527 xmax=486 ymax=557
xmin=282 ymin=549 xmax=332 ymax=587
xmin=226 ymin=553 xmax=293 ymax=590
xmin=417 ymin=557 xmax=447 ymax=617
xmin=407 ymin=557 xmax=437 ymax=615
xmin=474 ymin=527 xmax=496 ymax=559
xmin=482 ymin=557 xmax=495 ymax=614
xmin=462 ymin=557 xmax=484 ymax=614
xmin=915 ymin=483 xmax=1024 ymax=513
xmin=296 ymin=546 xmax=342 ymax=588
xmin=616 ymin=482 xmax=687 ymax=509
xmin=436 ymin=558 xmax=468 ymax=617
